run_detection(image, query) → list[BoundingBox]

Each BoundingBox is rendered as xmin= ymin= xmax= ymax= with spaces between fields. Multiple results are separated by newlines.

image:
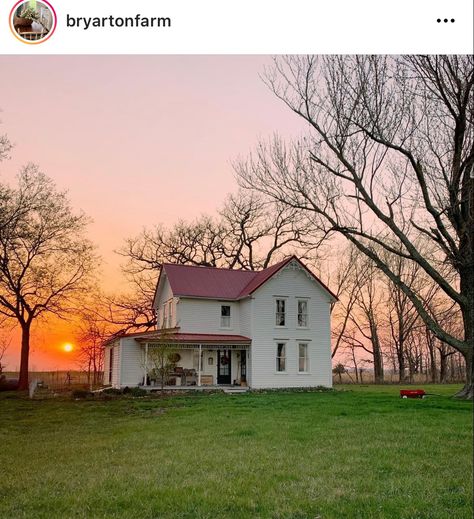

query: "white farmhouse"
xmin=104 ymin=256 xmax=336 ymax=390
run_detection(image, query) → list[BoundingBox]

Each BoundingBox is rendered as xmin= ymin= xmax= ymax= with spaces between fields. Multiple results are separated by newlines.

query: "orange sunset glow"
xmin=0 ymin=56 xmax=306 ymax=371
xmin=63 ymin=343 xmax=74 ymax=353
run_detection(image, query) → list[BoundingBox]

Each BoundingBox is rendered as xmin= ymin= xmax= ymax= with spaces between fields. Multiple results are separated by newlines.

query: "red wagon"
xmin=400 ymin=389 xmax=426 ymax=399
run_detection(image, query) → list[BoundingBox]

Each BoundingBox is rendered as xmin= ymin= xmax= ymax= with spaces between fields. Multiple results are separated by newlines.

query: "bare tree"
xmin=0 ymin=134 xmax=12 ymax=163
xmin=236 ymin=56 xmax=474 ymax=399
xmin=220 ymin=191 xmax=320 ymax=270
xmin=345 ymin=256 xmax=385 ymax=383
xmin=0 ymin=166 xmax=96 ymax=390
xmin=75 ymin=312 xmax=110 ymax=388
xmin=330 ymin=245 xmax=363 ymax=359
xmin=332 ymin=363 xmax=346 ymax=384
xmin=0 ymin=334 xmax=10 ymax=375
xmin=114 ymin=190 xmax=324 ymax=331
xmin=146 ymin=328 xmax=178 ymax=392
xmin=384 ymin=247 xmax=435 ymax=383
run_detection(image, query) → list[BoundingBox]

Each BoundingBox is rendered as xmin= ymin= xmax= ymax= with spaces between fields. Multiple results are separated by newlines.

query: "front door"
xmin=217 ymin=350 xmax=231 ymax=385
xmin=240 ymin=350 xmax=247 ymax=382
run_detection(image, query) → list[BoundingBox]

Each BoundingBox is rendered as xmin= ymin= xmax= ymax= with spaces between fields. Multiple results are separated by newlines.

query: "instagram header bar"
xmin=1 ymin=0 xmax=473 ymax=53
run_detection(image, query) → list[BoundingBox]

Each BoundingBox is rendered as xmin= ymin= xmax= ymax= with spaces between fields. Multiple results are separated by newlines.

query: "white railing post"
xmin=144 ymin=342 xmax=148 ymax=386
xmin=198 ymin=344 xmax=202 ymax=387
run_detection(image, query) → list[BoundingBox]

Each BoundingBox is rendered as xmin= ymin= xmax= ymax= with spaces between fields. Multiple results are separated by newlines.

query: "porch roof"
xmin=134 ymin=331 xmax=251 ymax=347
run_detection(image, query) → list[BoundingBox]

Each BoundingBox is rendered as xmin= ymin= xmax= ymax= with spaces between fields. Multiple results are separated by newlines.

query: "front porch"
xmin=141 ymin=384 xmax=250 ymax=394
xmin=136 ymin=333 xmax=251 ymax=389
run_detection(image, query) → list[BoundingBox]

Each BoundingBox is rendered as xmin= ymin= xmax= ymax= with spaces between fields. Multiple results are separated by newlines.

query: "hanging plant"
xmin=19 ymin=5 xmax=39 ymax=21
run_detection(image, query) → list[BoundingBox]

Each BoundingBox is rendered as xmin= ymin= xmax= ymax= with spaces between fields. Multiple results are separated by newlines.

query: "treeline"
xmin=331 ymin=245 xmax=465 ymax=384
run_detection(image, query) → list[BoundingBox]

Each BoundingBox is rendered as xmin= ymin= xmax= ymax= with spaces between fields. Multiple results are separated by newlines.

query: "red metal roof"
xmin=132 ymin=331 xmax=251 ymax=344
xmin=159 ymin=256 xmax=337 ymax=301
xmin=162 ymin=263 xmax=256 ymax=299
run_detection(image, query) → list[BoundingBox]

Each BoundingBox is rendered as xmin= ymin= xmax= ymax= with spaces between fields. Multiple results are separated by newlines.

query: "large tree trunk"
xmin=397 ymin=347 xmax=406 ymax=384
xmin=18 ymin=322 xmax=31 ymax=391
xmin=369 ymin=320 xmax=384 ymax=384
xmin=454 ymin=350 xmax=473 ymax=399
xmin=455 ymin=271 xmax=474 ymax=398
xmin=439 ymin=352 xmax=448 ymax=383
xmin=426 ymin=330 xmax=437 ymax=383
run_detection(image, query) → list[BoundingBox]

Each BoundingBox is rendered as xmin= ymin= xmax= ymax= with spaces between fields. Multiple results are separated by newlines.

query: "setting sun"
xmin=63 ymin=343 xmax=74 ymax=353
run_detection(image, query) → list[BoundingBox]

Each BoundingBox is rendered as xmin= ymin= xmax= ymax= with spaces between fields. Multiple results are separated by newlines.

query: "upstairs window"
xmin=276 ymin=343 xmax=286 ymax=372
xmin=162 ymin=303 xmax=168 ymax=328
xmin=275 ymin=299 xmax=286 ymax=326
xmin=221 ymin=305 xmax=231 ymax=328
xmin=168 ymin=300 xmax=173 ymax=328
xmin=297 ymin=300 xmax=308 ymax=328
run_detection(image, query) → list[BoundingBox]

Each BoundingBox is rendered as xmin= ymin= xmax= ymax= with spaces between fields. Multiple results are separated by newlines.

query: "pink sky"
xmin=0 ymin=56 xmax=307 ymax=370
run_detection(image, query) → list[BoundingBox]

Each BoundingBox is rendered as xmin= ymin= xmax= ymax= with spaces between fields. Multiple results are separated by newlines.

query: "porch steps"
xmin=222 ymin=387 xmax=249 ymax=394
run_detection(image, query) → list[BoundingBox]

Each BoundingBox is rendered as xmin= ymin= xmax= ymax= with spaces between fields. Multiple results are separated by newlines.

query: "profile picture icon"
xmin=10 ymin=0 xmax=57 ymax=44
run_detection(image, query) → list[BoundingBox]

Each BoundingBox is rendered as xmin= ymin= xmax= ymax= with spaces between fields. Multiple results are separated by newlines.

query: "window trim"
xmin=297 ymin=298 xmax=309 ymax=329
xmin=220 ymin=304 xmax=232 ymax=329
xmin=298 ymin=342 xmax=310 ymax=374
xmin=162 ymin=302 xmax=168 ymax=328
xmin=168 ymin=300 xmax=173 ymax=328
xmin=276 ymin=342 xmax=287 ymax=373
xmin=275 ymin=298 xmax=287 ymax=328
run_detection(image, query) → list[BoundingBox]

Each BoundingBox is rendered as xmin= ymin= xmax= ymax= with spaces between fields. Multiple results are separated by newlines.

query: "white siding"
xmin=109 ymin=341 xmax=121 ymax=388
xmin=239 ymin=298 xmax=252 ymax=385
xmin=249 ymin=262 xmax=333 ymax=389
xmin=239 ymin=298 xmax=252 ymax=337
xmin=155 ymin=277 xmax=176 ymax=328
xmin=120 ymin=338 xmax=145 ymax=387
xmin=178 ymin=298 xmax=241 ymax=335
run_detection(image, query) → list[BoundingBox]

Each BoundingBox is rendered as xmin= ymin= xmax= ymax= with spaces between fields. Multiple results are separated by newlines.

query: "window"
xmin=297 ymin=300 xmax=308 ymax=327
xmin=299 ymin=343 xmax=309 ymax=372
xmin=276 ymin=343 xmax=286 ymax=372
xmin=221 ymin=305 xmax=231 ymax=328
xmin=168 ymin=300 xmax=173 ymax=328
xmin=275 ymin=299 xmax=286 ymax=326
xmin=162 ymin=303 xmax=168 ymax=328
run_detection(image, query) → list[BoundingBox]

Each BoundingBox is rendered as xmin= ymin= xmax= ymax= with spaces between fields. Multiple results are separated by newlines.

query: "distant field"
xmin=2 ymin=371 xmax=100 ymax=390
xmin=0 ymin=385 xmax=472 ymax=519
xmin=3 ymin=370 xmax=463 ymax=388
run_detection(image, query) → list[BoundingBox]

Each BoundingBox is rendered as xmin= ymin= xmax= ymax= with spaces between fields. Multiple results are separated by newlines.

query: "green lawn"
xmin=0 ymin=385 xmax=472 ymax=519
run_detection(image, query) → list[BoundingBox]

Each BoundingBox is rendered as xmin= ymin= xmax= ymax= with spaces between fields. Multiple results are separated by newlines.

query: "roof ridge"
xmin=163 ymin=262 xmax=258 ymax=274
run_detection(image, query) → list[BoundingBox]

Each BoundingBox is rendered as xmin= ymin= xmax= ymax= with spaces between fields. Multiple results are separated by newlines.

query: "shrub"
xmin=102 ymin=387 xmax=122 ymax=395
xmin=0 ymin=377 xmax=19 ymax=392
xmin=129 ymin=387 xmax=147 ymax=397
xmin=72 ymin=389 xmax=93 ymax=399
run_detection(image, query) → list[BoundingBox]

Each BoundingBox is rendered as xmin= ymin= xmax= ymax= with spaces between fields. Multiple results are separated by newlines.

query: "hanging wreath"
xmin=220 ymin=355 xmax=229 ymax=365
xmin=168 ymin=352 xmax=181 ymax=363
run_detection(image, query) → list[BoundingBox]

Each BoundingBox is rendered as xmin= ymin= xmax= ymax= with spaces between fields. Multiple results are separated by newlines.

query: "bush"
xmin=129 ymin=387 xmax=147 ymax=397
xmin=72 ymin=389 xmax=94 ymax=399
xmin=102 ymin=387 xmax=122 ymax=395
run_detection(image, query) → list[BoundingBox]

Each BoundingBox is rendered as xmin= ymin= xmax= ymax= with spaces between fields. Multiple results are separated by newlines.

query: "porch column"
xmin=198 ymin=344 xmax=202 ymax=387
xmin=144 ymin=342 xmax=148 ymax=386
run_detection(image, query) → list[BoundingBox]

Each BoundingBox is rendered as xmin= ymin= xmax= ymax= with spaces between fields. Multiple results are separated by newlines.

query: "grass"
xmin=0 ymin=385 xmax=472 ymax=519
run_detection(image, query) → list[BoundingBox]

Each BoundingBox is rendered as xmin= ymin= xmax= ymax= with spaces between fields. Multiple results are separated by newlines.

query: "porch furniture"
xmin=182 ymin=369 xmax=197 ymax=386
xmin=200 ymin=375 xmax=213 ymax=386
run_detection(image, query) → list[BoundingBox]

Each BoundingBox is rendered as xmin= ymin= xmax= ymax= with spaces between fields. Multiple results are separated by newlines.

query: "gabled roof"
xmin=155 ymin=256 xmax=337 ymax=303
xmin=160 ymin=262 xmax=256 ymax=300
